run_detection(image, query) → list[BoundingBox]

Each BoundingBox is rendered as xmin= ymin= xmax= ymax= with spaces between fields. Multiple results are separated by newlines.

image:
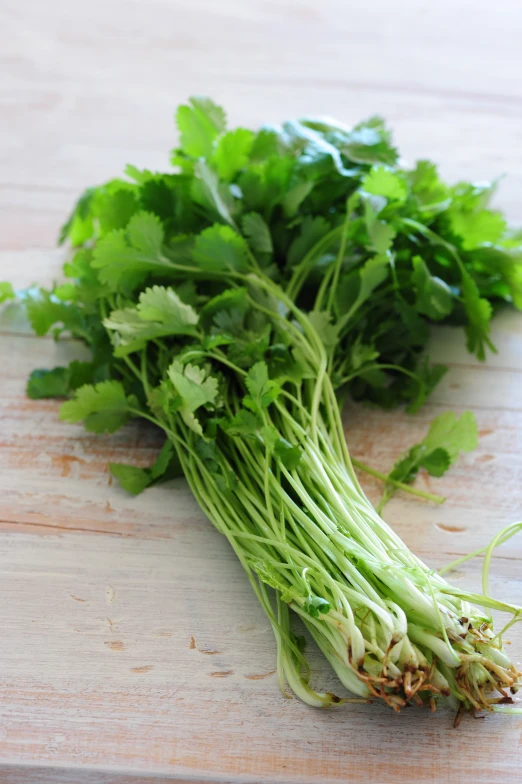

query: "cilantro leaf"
xmin=104 ymin=286 xmax=199 ymax=355
xmin=193 ymin=225 xmax=249 ymax=272
xmin=349 ymin=336 xmax=379 ymax=372
xmin=24 ymin=289 xmax=85 ymax=338
xmin=362 ymin=166 xmax=408 ymax=206
xmin=201 ymin=287 xmax=248 ymax=319
xmin=408 ymin=160 xmax=450 ymax=213
xmin=282 ymin=180 xmax=315 ymax=217
xmin=167 ymin=361 xmax=219 ymax=434
xmin=422 ymin=410 xmax=478 ymax=459
xmin=225 ymin=409 xmax=262 ymax=437
xmin=307 ymin=311 xmax=339 ymax=350
xmin=420 ymin=447 xmax=451 ymax=477
xmin=27 ymin=367 xmax=70 ymax=399
xmin=379 ymin=411 xmax=478 ymax=510
xmin=342 ymin=116 xmax=398 ymax=165
xmin=137 ymin=285 xmax=199 ymax=328
xmin=192 ymin=160 xmax=238 ymax=228
xmin=283 ymin=119 xmax=356 ymax=178
xmin=97 ymin=187 xmax=138 ymax=235
xmin=244 ymin=361 xmax=280 ymax=411
xmin=449 ymin=206 xmax=506 ymax=250
xmin=461 ymin=274 xmax=495 ymax=361
xmin=109 ymin=464 xmax=151 ymax=495
xmin=259 ymin=425 xmax=302 ymax=469
xmin=60 ymin=381 xmax=138 ymax=434
xmin=28 ymin=362 xmax=99 ymax=399
xmin=58 ymin=187 xmax=96 ymax=246
xmin=0 ymin=282 xmax=15 ymax=304
xmin=213 ymin=128 xmax=254 ymax=181
xmin=92 ymin=212 xmax=173 ymax=291
xmin=242 ymin=212 xmax=273 ymax=254
xmin=304 ymin=595 xmax=331 ymax=618
xmin=363 ymin=198 xmax=396 ymax=253
xmin=411 ymin=256 xmax=454 ymax=320
xmin=338 ymin=255 xmax=389 ymax=325
xmin=110 ymin=440 xmax=181 ymax=495
xmin=176 ymin=96 xmax=226 ymax=159
xmin=287 ymin=216 xmax=330 ymax=267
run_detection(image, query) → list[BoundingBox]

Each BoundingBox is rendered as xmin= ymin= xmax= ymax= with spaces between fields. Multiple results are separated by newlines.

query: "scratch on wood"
xmin=131 ymin=665 xmax=153 ymax=674
xmin=70 ymin=595 xmax=86 ymax=603
xmin=105 ymin=585 xmax=115 ymax=605
xmin=52 ymin=454 xmax=85 ymax=477
xmin=210 ymin=670 xmax=233 ymax=678
xmin=105 ymin=640 xmax=125 ymax=652
xmin=435 ymin=523 xmax=467 ymax=533
xmin=189 ymin=636 xmax=196 ymax=649
xmin=199 ymin=649 xmax=221 ymax=655
xmin=244 ymin=670 xmax=276 ymax=680
xmin=0 ymin=520 xmax=127 ymax=537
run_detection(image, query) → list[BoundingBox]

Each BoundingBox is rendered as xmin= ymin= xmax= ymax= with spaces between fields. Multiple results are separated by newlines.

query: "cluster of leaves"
xmin=377 ymin=411 xmax=479 ymax=512
xmin=2 ymin=96 xmax=520 ymax=500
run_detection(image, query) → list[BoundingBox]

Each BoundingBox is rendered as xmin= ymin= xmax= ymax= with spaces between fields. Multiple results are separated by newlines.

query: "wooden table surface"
xmin=1 ymin=1 xmax=522 ymax=781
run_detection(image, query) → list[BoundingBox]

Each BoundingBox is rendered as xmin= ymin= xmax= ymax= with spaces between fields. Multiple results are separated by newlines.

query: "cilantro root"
xmin=4 ymin=96 xmax=522 ymax=717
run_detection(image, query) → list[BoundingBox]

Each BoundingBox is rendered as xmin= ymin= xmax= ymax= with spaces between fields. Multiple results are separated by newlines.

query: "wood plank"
xmin=0 ymin=531 xmax=521 ymax=784
xmin=1 ymin=0 xmax=522 ymax=780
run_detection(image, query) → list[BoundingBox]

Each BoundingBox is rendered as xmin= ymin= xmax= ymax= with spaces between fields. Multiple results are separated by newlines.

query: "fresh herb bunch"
xmin=3 ymin=97 xmax=522 ymax=716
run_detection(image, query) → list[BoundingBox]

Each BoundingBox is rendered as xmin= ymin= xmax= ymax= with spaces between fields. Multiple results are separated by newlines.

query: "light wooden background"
xmin=1 ymin=1 xmax=522 ymax=782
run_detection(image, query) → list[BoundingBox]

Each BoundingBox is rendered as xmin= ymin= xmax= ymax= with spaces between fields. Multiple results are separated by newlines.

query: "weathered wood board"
xmin=1 ymin=0 xmax=522 ymax=780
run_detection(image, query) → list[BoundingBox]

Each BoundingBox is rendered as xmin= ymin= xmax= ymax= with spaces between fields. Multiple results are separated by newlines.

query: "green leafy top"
xmin=5 ymin=95 xmax=519 ymax=495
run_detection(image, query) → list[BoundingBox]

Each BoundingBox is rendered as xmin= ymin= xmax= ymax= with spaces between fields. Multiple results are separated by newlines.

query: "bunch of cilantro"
xmin=2 ymin=97 xmax=521 ymax=715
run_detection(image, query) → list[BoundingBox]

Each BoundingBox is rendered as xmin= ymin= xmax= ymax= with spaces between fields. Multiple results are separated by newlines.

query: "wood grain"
xmin=1 ymin=1 xmax=522 ymax=781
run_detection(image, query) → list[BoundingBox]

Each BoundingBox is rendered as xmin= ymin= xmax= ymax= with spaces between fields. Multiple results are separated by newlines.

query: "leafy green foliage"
xmin=260 ymin=425 xmax=302 ymax=469
xmin=24 ymin=289 xmax=85 ymax=338
xmin=242 ymin=212 xmax=273 ymax=254
xmin=304 ymin=595 xmax=331 ymax=618
xmin=379 ymin=411 xmax=478 ymax=510
xmin=411 ymin=256 xmax=453 ymax=320
xmin=167 ymin=361 xmax=219 ymax=434
xmin=104 ymin=285 xmax=198 ymax=355
xmin=10 ymin=96 xmax=519 ymax=499
xmin=0 ymin=282 xmax=15 ymax=304
xmin=287 ymin=216 xmax=330 ymax=267
xmin=109 ymin=463 xmax=152 ymax=495
xmin=27 ymin=367 xmax=70 ymax=399
xmin=26 ymin=361 xmax=98 ymax=399
xmin=461 ymin=274 xmax=495 ymax=360
xmin=362 ymin=166 xmax=407 ymax=205
xmin=60 ymin=381 xmax=138 ymax=434
xmin=214 ymin=128 xmax=254 ymax=181
xmin=110 ymin=440 xmax=182 ymax=494
xmin=193 ymin=225 xmax=249 ymax=272
xmin=92 ymin=211 xmax=172 ymax=291
xmin=176 ymin=96 xmax=226 ymax=159
xmin=244 ymin=362 xmax=280 ymax=412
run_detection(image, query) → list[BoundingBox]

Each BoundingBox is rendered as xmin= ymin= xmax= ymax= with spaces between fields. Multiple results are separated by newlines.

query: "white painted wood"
xmin=1 ymin=0 xmax=522 ymax=781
